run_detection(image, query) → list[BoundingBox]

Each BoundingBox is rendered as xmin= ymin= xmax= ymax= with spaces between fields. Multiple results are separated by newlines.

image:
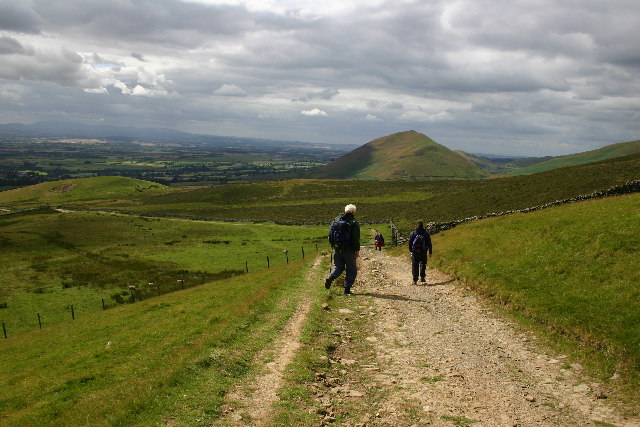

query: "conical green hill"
xmin=311 ymin=130 xmax=489 ymax=179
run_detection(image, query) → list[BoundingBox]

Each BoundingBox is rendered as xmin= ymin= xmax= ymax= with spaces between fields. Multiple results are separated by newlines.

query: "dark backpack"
xmin=330 ymin=219 xmax=352 ymax=249
xmin=411 ymin=233 xmax=427 ymax=252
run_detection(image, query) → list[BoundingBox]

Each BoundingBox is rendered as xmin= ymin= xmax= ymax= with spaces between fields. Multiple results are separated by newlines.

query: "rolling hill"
xmin=308 ymin=130 xmax=490 ymax=180
xmin=461 ymin=139 xmax=640 ymax=176
xmin=0 ymin=176 xmax=167 ymax=209
xmin=509 ymin=139 xmax=640 ymax=175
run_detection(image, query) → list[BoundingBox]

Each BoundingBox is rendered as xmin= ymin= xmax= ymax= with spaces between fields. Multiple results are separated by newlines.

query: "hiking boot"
xmin=344 ymin=288 xmax=352 ymax=295
xmin=324 ymin=277 xmax=332 ymax=289
xmin=412 ymin=280 xmax=417 ymax=286
xmin=420 ymin=277 xmax=426 ymax=283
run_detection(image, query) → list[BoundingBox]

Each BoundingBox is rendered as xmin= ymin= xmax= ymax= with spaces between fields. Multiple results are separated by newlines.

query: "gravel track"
xmin=353 ymin=248 xmax=639 ymax=427
xmin=215 ymin=249 xmax=638 ymax=426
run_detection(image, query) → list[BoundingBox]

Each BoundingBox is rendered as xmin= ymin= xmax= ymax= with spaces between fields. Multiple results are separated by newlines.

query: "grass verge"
xmin=0 ymin=257 xmax=316 ymax=426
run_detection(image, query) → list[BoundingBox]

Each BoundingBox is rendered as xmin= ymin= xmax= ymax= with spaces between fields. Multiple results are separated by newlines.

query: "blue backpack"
xmin=411 ymin=233 xmax=428 ymax=252
xmin=330 ymin=219 xmax=352 ymax=249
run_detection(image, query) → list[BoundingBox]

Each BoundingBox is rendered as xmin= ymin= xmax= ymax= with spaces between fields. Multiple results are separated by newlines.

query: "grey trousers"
xmin=329 ymin=250 xmax=358 ymax=290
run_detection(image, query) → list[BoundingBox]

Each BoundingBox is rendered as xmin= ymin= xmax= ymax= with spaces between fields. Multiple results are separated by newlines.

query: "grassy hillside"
xmin=511 ymin=139 xmax=640 ymax=175
xmin=0 ymin=176 xmax=167 ymax=209
xmin=0 ymin=256 xmax=325 ymax=426
xmin=54 ymin=152 xmax=640 ymax=230
xmin=430 ymin=193 xmax=640 ymax=394
xmin=2 ymin=152 xmax=639 ymax=231
xmin=310 ymin=130 xmax=489 ymax=180
xmin=0 ymin=209 xmax=327 ymax=335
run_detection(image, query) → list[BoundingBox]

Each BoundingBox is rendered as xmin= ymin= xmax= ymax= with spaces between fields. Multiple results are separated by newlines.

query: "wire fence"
xmin=1 ymin=244 xmax=322 ymax=339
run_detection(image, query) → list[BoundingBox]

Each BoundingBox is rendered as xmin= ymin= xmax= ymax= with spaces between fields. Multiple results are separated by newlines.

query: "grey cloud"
xmin=0 ymin=1 xmax=42 ymax=33
xmin=295 ymin=87 xmax=339 ymax=102
xmin=0 ymin=0 xmax=638 ymax=156
xmin=0 ymin=36 xmax=28 ymax=55
xmin=0 ymin=46 xmax=101 ymax=88
xmin=29 ymin=0 xmax=296 ymax=48
xmin=131 ymin=53 xmax=146 ymax=62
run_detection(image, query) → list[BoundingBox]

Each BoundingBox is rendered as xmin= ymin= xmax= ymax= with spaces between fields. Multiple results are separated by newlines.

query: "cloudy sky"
xmin=0 ymin=0 xmax=639 ymax=156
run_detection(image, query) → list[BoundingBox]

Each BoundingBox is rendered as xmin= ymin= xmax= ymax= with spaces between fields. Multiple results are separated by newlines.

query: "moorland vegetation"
xmin=3 ymin=151 xmax=637 ymax=231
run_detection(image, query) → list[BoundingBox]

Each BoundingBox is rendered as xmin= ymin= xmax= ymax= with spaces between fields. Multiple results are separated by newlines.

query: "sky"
xmin=0 ymin=0 xmax=639 ymax=156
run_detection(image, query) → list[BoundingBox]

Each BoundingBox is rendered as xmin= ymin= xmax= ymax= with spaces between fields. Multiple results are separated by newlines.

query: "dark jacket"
xmin=408 ymin=227 xmax=432 ymax=254
xmin=328 ymin=212 xmax=361 ymax=252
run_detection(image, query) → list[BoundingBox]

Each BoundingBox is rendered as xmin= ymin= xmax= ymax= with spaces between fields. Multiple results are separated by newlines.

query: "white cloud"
xmin=301 ymin=108 xmax=328 ymax=116
xmin=131 ymin=84 xmax=169 ymax=97
xmin=214 ymin=84 xmax=247 ymax=96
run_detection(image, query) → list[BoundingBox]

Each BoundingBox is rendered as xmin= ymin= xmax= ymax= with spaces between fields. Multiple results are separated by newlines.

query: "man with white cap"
xmin=325 ymin=204 xmax=361 ymax=295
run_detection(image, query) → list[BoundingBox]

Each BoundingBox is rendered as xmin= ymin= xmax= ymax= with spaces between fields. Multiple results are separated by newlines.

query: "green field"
xmin=0 ymin=256 xmax=326 ymax=426
xmin=431 ymin=193 xmax=640 ymax=392
xmin=0 ymin=137 xmax=344 ymax=190
xmin=0 ymin=208 xmax=331 ymax=335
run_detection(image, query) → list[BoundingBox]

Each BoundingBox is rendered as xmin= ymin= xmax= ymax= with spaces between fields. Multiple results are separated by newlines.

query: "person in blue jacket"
xmin=408 ymin=221 xmax=433 ymax=285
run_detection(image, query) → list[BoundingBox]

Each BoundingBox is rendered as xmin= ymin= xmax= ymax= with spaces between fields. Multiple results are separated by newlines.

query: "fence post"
xmin=390 ymin=220 xmax=399 ymax=246
xmin=38 ymin=313 xmax=42 ymax=329
xmin=71 ymin=305 xmax=75 ymax=320
xmin=2 ymin=323 xmax=6 ymax=339
xmin=267 ymin=256 xmax=270 ymax=268
xmin=102 ymin=298 xmax=106 ymax=310
xmin=302 ymin=247 xmax=305 ymax=259
xmin=245 ymin=261 xmax=249 ymax=273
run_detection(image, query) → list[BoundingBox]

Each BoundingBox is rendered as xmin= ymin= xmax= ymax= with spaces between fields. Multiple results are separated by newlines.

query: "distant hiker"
xmin=325 ymin=204 xmax=361 ymax=295
xmin=374 ymin=230 xmax=385 ymax=251
xmin=408 ymin=221 xmax=433 ymax=285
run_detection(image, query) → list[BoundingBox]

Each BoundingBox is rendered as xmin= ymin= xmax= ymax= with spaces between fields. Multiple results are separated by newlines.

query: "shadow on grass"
xmin=425 ymin=279 xmax=456 ymax=287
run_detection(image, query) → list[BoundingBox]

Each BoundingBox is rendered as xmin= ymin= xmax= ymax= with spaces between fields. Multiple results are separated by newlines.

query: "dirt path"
xmin=217 ymin=257 xmax=322 ymax=426
xmin=216 ymin=249 xmax=638 ymax=426
xmin=351 ymin=248 xmax=638 ymax=427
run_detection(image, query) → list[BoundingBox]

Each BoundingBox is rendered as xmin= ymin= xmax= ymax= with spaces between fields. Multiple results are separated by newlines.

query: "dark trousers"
xmin=329 ymin=250 xmax=358 ymax=290
xmin=411 ymin=251 xmax=427 ymax=281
